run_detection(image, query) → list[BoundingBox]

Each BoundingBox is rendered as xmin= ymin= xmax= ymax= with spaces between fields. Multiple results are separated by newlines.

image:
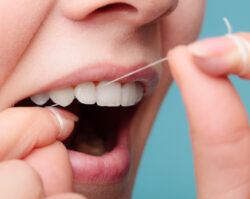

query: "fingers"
xmin=168 ymin=46 xmax=250 ymax=198
xmin=0 ymin=107 xmax=78 ymax=160
xmin=25 ymin=142 xmax=73 ymax=196
xmin=0 ymin=160 xmax=45 ymax=199
xmin=168 ymin=46 xmax=248 ymax=141
xmin=188 ymin=32 xmax=250 ymax=78
xmin=47 ymin=193 xmax=87 ymax=199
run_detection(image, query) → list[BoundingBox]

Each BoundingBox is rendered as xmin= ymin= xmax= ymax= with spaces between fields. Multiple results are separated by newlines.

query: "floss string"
xmin=46 ymin=106 xmax=64 ymax=137
xmin=106 ymin=17 xmax=250 ymax=85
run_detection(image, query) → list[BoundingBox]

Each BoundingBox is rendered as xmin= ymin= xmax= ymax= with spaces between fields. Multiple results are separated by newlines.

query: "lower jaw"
xmin=68 ymin=120 xmax=131 ymax=185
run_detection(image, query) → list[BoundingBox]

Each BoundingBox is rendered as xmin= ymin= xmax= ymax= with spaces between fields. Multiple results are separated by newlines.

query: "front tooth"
xmin=74 ymin=82 xmax=96 ymax=105
xmin=121 ymin=83 xmax=138 ymax=107
xmin=97 ymin=81 xmax=121 ymax=107
xmin=49 ymin=88 xmax=74 ymax=107
xmin=30 ymin=92 xmax=49 ymax=106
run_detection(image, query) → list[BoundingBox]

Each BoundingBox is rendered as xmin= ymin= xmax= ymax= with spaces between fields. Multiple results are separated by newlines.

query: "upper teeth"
xmin=49 ymin=88 xmax=75 ymax=107
xmin=30 ymin=81 xmax=143 ymax=107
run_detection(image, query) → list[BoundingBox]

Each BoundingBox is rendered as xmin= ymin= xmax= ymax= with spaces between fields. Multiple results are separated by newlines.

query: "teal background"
xmin=133 ymin=0 xmax=250 ymax=198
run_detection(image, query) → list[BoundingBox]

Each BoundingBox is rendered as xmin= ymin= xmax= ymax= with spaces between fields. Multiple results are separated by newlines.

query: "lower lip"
xmin=68 ymin=125 xmax=130 ymax=185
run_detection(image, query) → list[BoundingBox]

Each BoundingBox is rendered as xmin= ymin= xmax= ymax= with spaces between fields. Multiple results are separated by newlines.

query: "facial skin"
xmin=0 ymin=0 xmax=205 ymax=199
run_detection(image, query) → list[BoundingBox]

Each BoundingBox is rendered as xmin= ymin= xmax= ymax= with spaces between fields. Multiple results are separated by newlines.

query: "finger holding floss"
xmin=188 ymin=18 xmax=250 ymax=78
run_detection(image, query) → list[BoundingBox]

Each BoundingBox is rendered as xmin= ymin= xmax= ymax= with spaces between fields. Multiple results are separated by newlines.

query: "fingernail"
xmin=187 ymin=37 xmax=238 ymax=72
xmin=45 ymin=107 xmax=78 ymax=139
xmin=188 ymin=37 xmax=235 ymax=58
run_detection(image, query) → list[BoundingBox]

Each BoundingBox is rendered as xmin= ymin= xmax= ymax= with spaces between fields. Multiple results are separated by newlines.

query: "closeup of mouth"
xmin=14 ymin=64 xmax=160 ymax=185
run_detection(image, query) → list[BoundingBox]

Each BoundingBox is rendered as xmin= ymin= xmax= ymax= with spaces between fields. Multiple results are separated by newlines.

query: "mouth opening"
xmin=15 ymin=98 xmax=137 ymax=156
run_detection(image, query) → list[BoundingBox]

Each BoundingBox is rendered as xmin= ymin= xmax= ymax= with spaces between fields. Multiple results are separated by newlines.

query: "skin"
xmin=2 ymin=0 xmax=249 ymax=199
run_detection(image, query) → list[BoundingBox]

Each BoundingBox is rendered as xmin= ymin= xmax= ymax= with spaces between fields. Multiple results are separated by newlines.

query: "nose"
xmin=61 ymin=0 xmax=178 ymax=26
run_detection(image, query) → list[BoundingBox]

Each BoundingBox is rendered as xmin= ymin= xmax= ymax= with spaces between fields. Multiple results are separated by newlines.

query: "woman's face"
xmin=0 ymin=0 xmax=205 ymax=198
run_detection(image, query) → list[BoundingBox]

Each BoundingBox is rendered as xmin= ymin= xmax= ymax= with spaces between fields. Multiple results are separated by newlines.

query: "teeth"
xmin=30 ymin=82 xmax=144 ymax=107
xmin=135 ymin=83 xmax=143 ymax=103
xmin=97 ymin=81 xmax=121 ymax=107
xmin=74 ymin=82 xmax=96 ymax=105
xmin=121 ymin=83 xmax=143 ymax=106
xmin=30 ymin=93 xmax=49 ymax=106
xmin=121 ymin=83 xmax=138 ymax=107
xmin=49 ymin=88 xmax=74 ymax=107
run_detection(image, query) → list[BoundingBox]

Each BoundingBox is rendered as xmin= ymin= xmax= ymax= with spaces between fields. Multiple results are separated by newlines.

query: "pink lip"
xmin=41 ymin=62 xmax=159 ymax=95
xmin=68 ymin=124 xmax=130 ymax=185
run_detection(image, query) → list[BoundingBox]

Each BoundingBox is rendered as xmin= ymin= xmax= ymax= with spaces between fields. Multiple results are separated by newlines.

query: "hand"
xmin=0 ymin=107 xmax=86 ymax=198
xmin=168 ymin=33 xmax=250 ymax=198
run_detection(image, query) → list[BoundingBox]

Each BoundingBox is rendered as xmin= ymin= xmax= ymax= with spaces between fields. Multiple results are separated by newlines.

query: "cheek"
xmin=161 ymin=0 xmax=206 ymax=50
xmin=159 ymin=0 xmax=206 ymax=88
xmin=0 ymin=0 xmax=55 ymax=86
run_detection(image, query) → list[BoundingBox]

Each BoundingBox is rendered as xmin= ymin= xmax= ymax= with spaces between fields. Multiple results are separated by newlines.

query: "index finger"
xmin=168 ymin=46 xmax=250 ymax=198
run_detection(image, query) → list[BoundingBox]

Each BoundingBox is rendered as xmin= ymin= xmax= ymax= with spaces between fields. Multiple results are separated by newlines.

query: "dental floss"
xmin=105 ymin=17 xmax=250 ymax=85
xmin=223 ymin=17 xmax=233 ymax=34
xmin=46 ymin=106 xmax=64 ymax=138
xmin=224 ymin=17 xmax=250 ymax=76
xmin=105 ymin=57 xmax=168 ymax=86
xmin=105 ymin=18 xmax=233 ymax=86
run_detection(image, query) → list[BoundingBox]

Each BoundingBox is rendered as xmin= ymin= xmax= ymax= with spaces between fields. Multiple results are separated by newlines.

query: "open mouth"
xmin=15 ymin=80 xmax=144 ymax=184
xmin=10 ymin=61 xmax=160 ymax=185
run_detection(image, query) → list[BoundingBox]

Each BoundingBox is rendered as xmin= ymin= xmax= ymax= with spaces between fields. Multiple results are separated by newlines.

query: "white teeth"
xmin=121 ymin=83 xmax=138 ymax=107
xmin=30 ymin=93 xmax=50 ymax=106
xmin=121 ymin=83 xmax=143 ymax=107
xmin=30 ymin=82 xmax=144 ymax=107
xmin=74 ymin=82 xmax=96 ymax=105
xmin=49 ymin=88 xmax=74 ymax=107
xmin=97 ymin=81 xmax=121 ymax=107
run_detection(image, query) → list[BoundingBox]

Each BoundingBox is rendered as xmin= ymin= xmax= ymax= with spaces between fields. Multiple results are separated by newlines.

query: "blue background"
xmin=133 ymin=0 xmax=250 ymax=198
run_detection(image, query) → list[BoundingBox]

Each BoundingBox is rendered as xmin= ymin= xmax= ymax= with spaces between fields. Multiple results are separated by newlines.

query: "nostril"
xmin=90 ymin=3 xmax=137 ymax=16
xmin=61 ymin=1 xmax=138 ymax=21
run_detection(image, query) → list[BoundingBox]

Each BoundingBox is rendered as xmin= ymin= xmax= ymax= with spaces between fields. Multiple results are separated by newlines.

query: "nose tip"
xmin=61 ymin=0 xmax=178 ymax=26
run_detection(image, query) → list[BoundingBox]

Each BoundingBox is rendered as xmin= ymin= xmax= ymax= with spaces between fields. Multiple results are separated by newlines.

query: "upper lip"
xmin=11 ymin=62 xmax=160 ymax=106
xmin=38 ymin=62 xmax=159 ymax=95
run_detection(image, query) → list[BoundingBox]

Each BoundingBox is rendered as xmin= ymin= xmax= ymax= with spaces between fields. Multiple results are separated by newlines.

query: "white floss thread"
xmin=46 ymin=106 xmax=64 ymax=138
xmin=105 ymin=57 xmax=168 ymax=86
xmin=223 ymin=17 xmax=233 ymax=34
xmin=224 ymin=17 xmax=250 ymax=76
xmin=105 ymin=18 xmax=250 ymax=85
